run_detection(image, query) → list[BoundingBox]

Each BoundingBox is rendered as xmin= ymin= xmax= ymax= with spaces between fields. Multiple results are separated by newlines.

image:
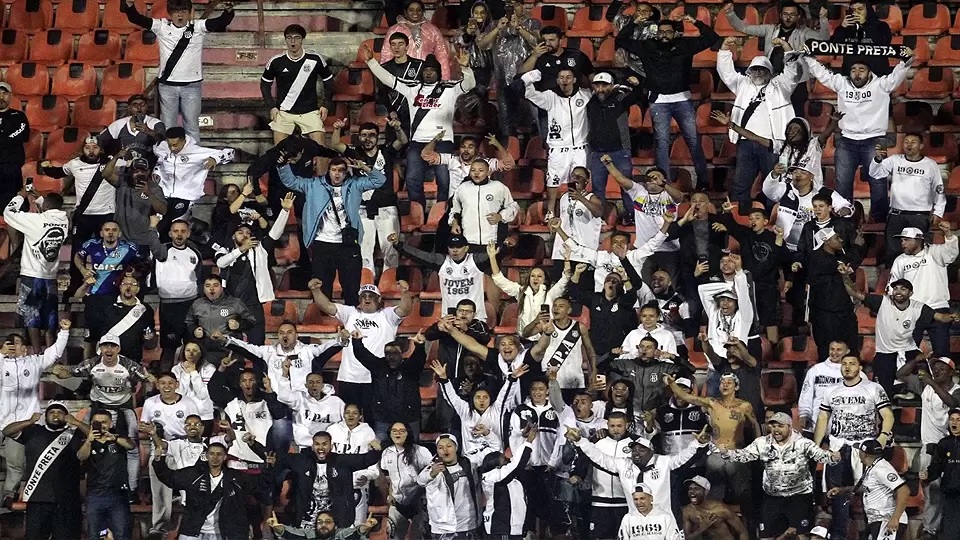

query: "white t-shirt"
xmin=819 ymin=377 xmax=891 ymax=449
xmin=542 ymin=320 xmax=585 ymax=389
xmin=303 ymin=462 xmax=332 ymax=527
xmin=919 ymin=381 xmax=960 ymax=445
xmin=64 ymin=158 xmax=115 ymax=215
xmin=200 ymin=473 xmax=224 ymax=533
xmin=869 ymin=295 xmax=932 ymax=355
xmin=861 ymin=459 xmax=907 ymax=526
xmin=625 ymin=183 xmax=679 ymax=252
xmin=316 ymin=186 xmax=346 ymax=243
xmin=439 ymin=254 xmax=487 ymax=321
xmin=140 ymin=394 xmax=201 ymax=442
xmin=551 ymin=192 xmax=602 ymax=262
xmin=335 ymin=305 xmax=403 ymax=383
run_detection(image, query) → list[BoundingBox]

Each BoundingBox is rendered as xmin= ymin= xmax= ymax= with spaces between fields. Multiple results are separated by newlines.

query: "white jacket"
xmin=440 ymin=378 xmax=520 ymax=463
xmin=718 ymin=50 xmax=800 ymax=145
xmin=449 ymin=179 xmax=519 ymax=245
xmin=797 ymin=359 xmax=843 ymax=430
xmin=418 ymin=459 xmax=481 ymax=534
xmin=590 ymin=436 xmax=631 ymax=507
xmin=804 ymin=56 xmax=911 ymax=140
xmin=226 ymin=335 xmax=342 ymax=394
xmin=522 ymin=70 xmax=593 ymax=148
xmin=890 ymin=235 xmax=959 ymax=310
xmin=154 ymin=135 xmax=234 ymax=201
xmin=3 ymin=196 xmax=69 ymax=280
xmin=214 ymin=207 xmax=288 ymax=303
xmin=0 ymin=330 xmax=68 ymax=429
xmin=274 ymin=381 xmax=346 ymax=448
xmin=171 ymin=361 xmax=216 ymax=420
xmin=491 ymin=272 xmax=570 ymax=340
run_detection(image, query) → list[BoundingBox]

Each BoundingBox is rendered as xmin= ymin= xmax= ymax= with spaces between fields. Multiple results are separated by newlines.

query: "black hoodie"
xmin=830 ymin=1 xmax=892 ymax=75
xmin=615 ymin=20 xmax=720 ymax=99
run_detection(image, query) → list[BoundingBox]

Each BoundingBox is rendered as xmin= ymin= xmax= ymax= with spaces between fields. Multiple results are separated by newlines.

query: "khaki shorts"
xmin=270 ymin=110 xmax=323 ymax=135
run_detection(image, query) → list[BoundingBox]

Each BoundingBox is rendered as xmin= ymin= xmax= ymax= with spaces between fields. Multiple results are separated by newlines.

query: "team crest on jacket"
xmin=649 ymin=373 xmax=658 ymax=383
xmin=486 ymin=194 xmax=494 ymax=201
xmin=663 ymin=413 xmax=674 ymax=423
xmin=219 ymin=309 xmax=229 ymax=317
xmin=689 ymin=411 xmax=701 ymax=421
xmin=575 ymin=99 xmax=584 ymax=107
xmin=566 ymin=58 xmax=576 ymax=67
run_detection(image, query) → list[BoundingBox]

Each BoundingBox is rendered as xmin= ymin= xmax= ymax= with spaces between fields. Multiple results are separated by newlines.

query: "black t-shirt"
xmin=16 ymin=425 xmax=84 ymax=503
xmin=85 ymin=439 xmax=131 ymax=495
xmin=378 ymin=58 xmax=425 ymax=124
xmin=262 ymin=52 xmax=334 ymax=115
xmin=533 ymin=49 xmax=594 ymax=91
xmin=91 ymin=301 xmax=155 ymax=361
xmin=0 ymin=108 xmax=29 ymax=166
xmin=346 ymin=144 xmax=398 ymax=213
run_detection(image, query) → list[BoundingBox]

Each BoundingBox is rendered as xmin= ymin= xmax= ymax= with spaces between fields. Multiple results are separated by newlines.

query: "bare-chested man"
xmin=681 ymin=476 xmax=749 ymax=540
xmin=664 ymin=372 xmax=759 ymax=522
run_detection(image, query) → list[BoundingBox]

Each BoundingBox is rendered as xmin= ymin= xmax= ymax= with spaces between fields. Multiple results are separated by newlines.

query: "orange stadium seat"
xmin=697 ymin=101 xmax=733 ymax=134
xmin=931 ymin=35 xmax=960 ymax=67
xmin=714 ymin=5 xmax=759 ymax=36
xmin=736 ymin=38 xmax=763 ymax=68
xmin=273 ymin=234 xmax=300 ymax=266
xmin=102 ymin=0 xmax=146 ymax=33
xmin=692 ymin=46 xmax=718 ymax=69
xmin=670 ymin=135 xmax=715 ymax=164
xmin=400 ymin=202 xmax=425 ymax=233
xmin=27 ymin=29 xmax=73 ymax=66
xmin=45 ymin=126 xmax=89 ymax=161
xmin=530 ymin=6 xmax=568 ymax=32
xmin=355 ymin=101 xmax=388 ymax=132
xmin=372 ymin=14 xmax=389 ymax=35
xmin=891 ymin=101 xmax=935 ymax=133
xmin=906 ymin=67 xmax=954 ymax=99
xmin=761 ymin=371 xmax=797 ymax=406
xmin=561 ymin=37 xmax=594 ymax=59
xmin=420 ymin=201 xmax=447 ymax=233
xmin=123 ymin=30 xmax=160 ymax=66
xmin=503 ymin=168 xmax=545 ymax=200
xmin=595 ymin=37 xmax=616 ymax=67
xmin=24 ymin=94 xmax=69 ymax=131
xmin=4 ymin=63 xmax=51 ymax=96
xmin=0 ymin=30 xmax=27 ymax=66
xmin=24 ymin=129 xmax=42 ymax=161
xmin=51 ymin=62 xmax=97 ymax=99
xmin=429 ymin=5 xmax=459 ymax=36
xmin=101 ymin=63 xmax=146 ymax=100
xmin=263 ymin=300 xmax=298 ymax=332
xmin=800 ymin=100 xmax=834 ymax=132
xmin=668 ymin=5 xmax=711 ymax=34
xmin=890 ymin=35 xmax=930 ymax=67
xmin=55 ymin=0 xmax=100 ymax=34
xmin=151 ymin=0 xmax=169 ymax=19
xmin=934 ymin=100 xmax=960 ymax=131
xmin=72 ymin=95 xmax=117 ymax=129
xmin=331 ymin=68 xmax=374 ymax=102
xmin=875 ymin=3 xmax=903 ymax=34
xmin=9 ymin=0 xmax=53 ymax=34
xmin=567 ymin=6 xmax=613 ymax=38
xmin=351 ymin=37 xmax=383 ymax=68
xmin=901 ymin=2 xmax=950 ymax=36
xmin=76 ymin=30 xmax=121 ymax=66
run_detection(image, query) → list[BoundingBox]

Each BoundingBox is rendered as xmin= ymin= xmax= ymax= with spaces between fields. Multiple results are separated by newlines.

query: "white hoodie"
xmin=522 ymin=70 xmax=593 ymax=148
xmin=890 ymin=235 xmax=959 ymax=310
xmin=3 ymin=196 xmax=69 ymax=280
xmin=0 ymin=329 xmax=68 ymax=429
xmin=274 ymin=381 xmax=345 ymax=448
xmin=797 ymin=358 xmax=843 ymax=431
xmin=448 ymin=179 xmax=519 ymax=245
xmin=153 ymin=135 xmax=234 ymax=201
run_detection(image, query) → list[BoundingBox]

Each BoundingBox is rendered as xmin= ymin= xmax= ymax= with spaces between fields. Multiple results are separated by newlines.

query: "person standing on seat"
xmin=0 ymin=82 xmax=28 ymax=209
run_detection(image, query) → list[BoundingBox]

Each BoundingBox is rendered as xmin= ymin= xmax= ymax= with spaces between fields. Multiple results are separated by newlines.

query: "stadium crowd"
xmin=0 ymin=0 xmax=957 ymax=539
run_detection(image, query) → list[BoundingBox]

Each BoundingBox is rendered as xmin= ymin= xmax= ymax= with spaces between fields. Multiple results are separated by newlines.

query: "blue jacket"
xmin=278 ymin=165 xmax=386 ymax=247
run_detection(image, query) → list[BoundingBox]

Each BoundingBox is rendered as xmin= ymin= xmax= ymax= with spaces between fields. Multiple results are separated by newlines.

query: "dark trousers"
xmin=810 ymin=308 xmax=859 ymax=360
xmin=338 ymin=381 xmax=373 ymax=420
xmin=157 ymin=197 xmax=192 ymax=240
xmin=244 ymin=300 xmax=266 ymax=346
xmin=26 ymin=500 xmax=82 ymax=540
xmin=86 ymin=492 xmax=132 ymax=540
xmin=941 ymin=493 xmax=960 ymax=537
xmin=68 ymin=213 xmax=114 ymax=295
xmin=826 ymin=445 xmax=856 ymax=540
xmin=874 ymin=350 xmax=921 ymax=396
xmin=310 ymin=241 xmax=362 ymax=306
xmin=158 ymin=298 xmax=194 ymax=370
xmin=885 ymin=210 xmax=930 ymax=264
xmin=732 ymin=139 xmax=777 ymax=204
xmin=914 ymin=307 xmax=954 ymax=358
xmin=0 ymin=162 xmax=23 ymax=203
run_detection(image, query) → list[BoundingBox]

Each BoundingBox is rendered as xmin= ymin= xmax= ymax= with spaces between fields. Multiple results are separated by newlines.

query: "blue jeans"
xmin=267 ymin=417 xmax=293 ymax=453
xmin=826 ymin=445 xmax=855 ymax=540
xmin=588 ymin=148 xmax=633 ymax=211
xmin=87 ymin=492 xmax=132 ymax=540
xmin=405 ymin=140 xmax=454 ymax=208
xmin=732 ymin=140 xmax=778 ymax=204
xmin=835 ymin=135 xmax=889 ymax=221
xmin=374 ymin=421 xmax=421 ymax=444
xmin=159 ymin=81 xmax=202 ymax=141
xmin=650 ymin=100 xmax=708 ymax=188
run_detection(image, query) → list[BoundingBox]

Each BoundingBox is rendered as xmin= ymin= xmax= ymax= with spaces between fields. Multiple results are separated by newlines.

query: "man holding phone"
xmin=79 ymin=410 xmax=137 ymax=540
xmin=97 ymin=94 xmax=166 ymax=164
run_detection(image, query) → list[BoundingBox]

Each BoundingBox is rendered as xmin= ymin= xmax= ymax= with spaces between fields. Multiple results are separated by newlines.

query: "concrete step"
xmin=204 ymin=31 xmax=372 ymax=66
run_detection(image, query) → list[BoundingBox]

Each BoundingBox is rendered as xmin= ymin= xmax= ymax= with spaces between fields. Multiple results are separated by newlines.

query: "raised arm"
xmin=307 ymin=278 xmax=339 ymax=316
xmin=664 ymin=373 xmax=713 ymax=409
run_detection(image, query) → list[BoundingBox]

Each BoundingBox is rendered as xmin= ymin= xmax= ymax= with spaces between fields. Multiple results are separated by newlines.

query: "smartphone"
xmin=697 ymin=255 xmax=708 ymax=264
xmin=447 ymin=307 xmax=457 ymax=316
xmin=91 ymin=420 xmax=102 ymax=433
xmin=540 ymin=304 xmax=550 ymax=315
xmin=596 ymin=374 xmax=607 ymax=386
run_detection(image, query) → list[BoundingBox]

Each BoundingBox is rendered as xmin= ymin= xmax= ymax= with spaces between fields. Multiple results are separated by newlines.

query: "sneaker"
xmin=543 ymin=211 xmax=555 ymax=224
xmin=892 ymin=389 xmax=917 ymax=402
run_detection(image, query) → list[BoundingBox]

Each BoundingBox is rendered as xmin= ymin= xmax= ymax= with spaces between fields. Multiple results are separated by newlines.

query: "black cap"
xmin=448 ymin=235 xmax=468 ymax=247
xmin=131 ymin=157 xmax=150 ymax=170
xmin=857 ymin=439 xmax=884 ymax=456
xmin=423 ymin=54 xmax=442 ymax=72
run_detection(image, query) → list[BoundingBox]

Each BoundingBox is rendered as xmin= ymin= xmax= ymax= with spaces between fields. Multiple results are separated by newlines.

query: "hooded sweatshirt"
xmin=718 ymin=50 xmax=799 ymax=145
xmin=3 ymin=196 xmax=68 ymax=279
xmin=772 ymin=117 xmax=825 ymax=188
xmin=274 ymin=380 xmax=346 ymax=448
xmin=830 ymin=1 xmax=893 ymax=76
xmin=154 ymin=135 xmax=235 ymax=201
xmin=380 ymin=16 xmax=452 ymax=79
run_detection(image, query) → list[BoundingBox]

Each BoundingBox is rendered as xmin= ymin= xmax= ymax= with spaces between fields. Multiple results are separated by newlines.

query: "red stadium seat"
xmin=351 ymin=37 xmax=383 ymax=68
xmin=891 ymin=35 xmax=931 ymax=67
xmin=123 ymin=30 xmax=160 ymax=66
xmin=761 ymin=371 xmax=797 ymax=406
xmin=670 ymin=135 xmax=714 ymax=164
xmin=72 ymin=95 xmax=117 ymax=129
xmin=530 ymin=6 xmax=568 ymax=32
xmin=372 ymin=14 xmax=388 ymax=36
xmin=692 ymin=46 xmax=718 ymax=69
xmin=24 ymin=129 xmax=42 ymax=161
xmin=697 ymin=101 xmax=733 ymax=134
xmin=595 ymin=37 xmax=616 ymax=67
xmin=560 ymin=37 xmax=594 ymax=60
xmin=100 ymin=63 xmax=146 ymax=100
xmin=800 ymin=100 xmax=834 ymax=132
xmin=22 ymin=162 xmax=62 ymax=194
xmin=905 ymin=67 xmax=954 ymax=99
xmin=0 ymin=30 xmax=27 ymax=66
xmin=355 ymin=101 xmax=388 ymax=132
xmin=263 ymin=300 xmax=298 ymax=333
xmin=76 ymin=30 xmax=121 ymax=66
xmin=272 ymin=234 xmax=300 ymax=266
xmin=331 ymin=68 xmax=374 ymax=102
xmin=668 ymin=5 xmax=711 ymax=34
xmin=901 ymin=2 xmax=950 ymax=36
xmin=400 ymin=201 xmax=425 ymax=233
xmin=715 ymin=5 xmax=759 ymax=36
xmin=4 ymin=63 xmax=50 ymax=96
xmin=23 ymin=94 xmax=68 ymax=131
xmin=690 ymin=69 xmax=713 ymax=100
xmin=27 ymin=29 xmax=73 ymax=66
xmin=567 ymin=6 xmax=613 ymax=38
xmin=398 ymin=300 xmax=441 ymax=334
xmin=9 ymin=0 xmax=53 ymax=34
xmin=930 ymin=35 xmax=960 ymax=67
xmin=102 ymin=0 xmax=146 ymax=33
xmin=55 ymin=0 xmax=100 ymax=33
xmin=151 ymin=0 xmax=169 ymax=19
xmin=420 ymin=201 xmax=447 ymax=233
xmin=45 ymin=127 xmax=90 ymax=161
xmin=51 ymin=62 xmax=97 ymax=99
xmin=891 ymin=101 xmax=935 ymax=133
xmin=875 ymin=3 xmax=903 ymax=35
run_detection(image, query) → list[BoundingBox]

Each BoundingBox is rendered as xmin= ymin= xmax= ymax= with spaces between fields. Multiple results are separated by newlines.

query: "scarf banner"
xmin=805 ymin=39 xmax=908 ymax=58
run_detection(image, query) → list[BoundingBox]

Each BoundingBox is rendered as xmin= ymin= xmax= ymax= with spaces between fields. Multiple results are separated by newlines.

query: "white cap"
xmin=358 ymin=284 xmax=381 ymax=297
xmin=747 ymin=56 xmax=773 ymax=72
xmin=674 ymin=377 xmax=692 ymax=389
xmin=98 ymin=334 xmax=120 ymax=346
xmin=633 ymin=482 xmax=654 ymax=495
xmin=813 ymin=227 xmax=838 ymax=250
xmin=810 ymin=526 xmax=830 ymax=538
xmin=628 ymin=437 xmax=653 ymax=450
xmin=592 ymin=72 xmax=614 ymax=84
xmin=437 ymin=432 xmax=459 ymax=449
xmin=895 ymin=227 xmax=924 ymax=239
xmin=684 ymin=475 xmax=711 ymax=492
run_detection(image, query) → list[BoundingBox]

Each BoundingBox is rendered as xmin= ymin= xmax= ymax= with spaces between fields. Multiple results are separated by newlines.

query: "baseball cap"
xmin=633 ymin=482 xmax=654 ymax=495
xmin=788 ymin=161 xmax=817 ymax=176
xmin=592 ymin=72 xmax=614 ymax=84
xmin=720 ymin=372 xmax=740 ymax=387
xmin=857 ymin=439 xmax=884 ymax=456
xmin=713 ymin=289 xmax=738 ymax=302
xmin=448 ymin=235 xmax=469 ymax=248
xmin=813 ymin=227 xmax=838 ymax=250
xmin=674 ymin=377 xmax=692 ymax=389
xmin=358 ymin=284 xmax=381 ymax=297
xmin=936 ymin=356 xmax=956 ymax=369
xmin=46 ymin=401 xmax=69 ymax=414
xmin=684 ymin=475 xmax=711 ymax=492
xmin=437 ymin=432 xmax=459 ymax=449
xmin=747 ymin=56 xmax=773 ymax=72
xmin=98 ymin=334 xmax=121 ymax=346
xmin=628 ymin=437 xmax=653 ymax=450
xmin=0 ymin=82 xmax=11 ymax=93
xmin=84 ymin=135 xmax=99 ymax=146
xmin=131 ymin=157 xmax=150 ymax=170
xmin=895 ymin=227 xmax=924 ymax=240
xmin=810 ymin=526 xmax=830 ymax=539
xmin=767 ymin=412 xmax=793 ymax=426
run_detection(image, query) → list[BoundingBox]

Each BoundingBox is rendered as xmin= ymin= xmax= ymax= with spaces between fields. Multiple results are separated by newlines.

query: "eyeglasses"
xmin=284 ymin=36 xmax=304 ymax=41
xmin=390 ymin=429 xmax=408 ymax=433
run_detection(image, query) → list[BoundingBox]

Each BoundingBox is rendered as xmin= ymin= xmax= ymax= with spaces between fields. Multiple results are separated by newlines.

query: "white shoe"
xmin=543 ymin=211 xmax=554 ymax=224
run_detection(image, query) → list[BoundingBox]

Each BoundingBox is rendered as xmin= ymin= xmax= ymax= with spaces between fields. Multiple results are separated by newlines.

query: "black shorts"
xmin=759 ymin=493 xmax=814 ymax=537
xmin=589 ymin=505 xmax=627 ymax=539
xmin=753 ymin=281 xmax=781 ymax=327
